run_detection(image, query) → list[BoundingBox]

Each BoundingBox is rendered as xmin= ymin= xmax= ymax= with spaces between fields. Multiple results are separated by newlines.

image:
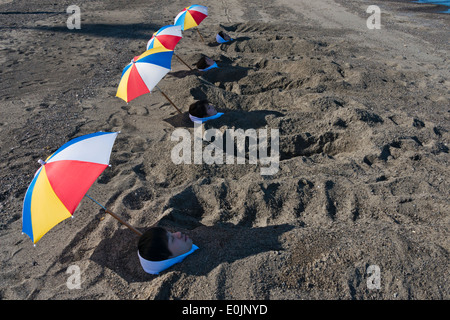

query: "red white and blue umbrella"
xmin=22 ymin=132 xmax=142 ymax=244
xmin=174 ymin=5 xmax=208 ymax=42
xmin=116 ymin=47 xmax=182 ymax=113
xmin=146 ymin=25 xmax=192 ymax=70
xmin=146 ymin=25 xmax=182 ymax=51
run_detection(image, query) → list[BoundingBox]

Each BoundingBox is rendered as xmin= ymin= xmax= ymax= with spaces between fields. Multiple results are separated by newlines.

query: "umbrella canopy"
xmin=147 ymin=25 xmax=182 ymax=51
xmin=116 ymin=47 xmax=174 ymax=103
xmin=174 ymin=4 xmax=208 ymax=31
xmin=22 ymin=132 xmax=118 ymax=244
xmin=147 ymin=24 xmax=193 ymax=71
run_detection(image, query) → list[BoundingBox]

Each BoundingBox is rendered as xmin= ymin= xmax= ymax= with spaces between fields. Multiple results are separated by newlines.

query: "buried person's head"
xmin=218 ymin=31 xmax=231 ymax=41
xmin=138 ymin=227 xmax=193 ymax=261
xmin=137 ymin=227 xmax=198 ymax=275
xmin=189 ymin=99 xmax=218 ymax=118
xmin=196 ymin=55 xmax=215 ymax=70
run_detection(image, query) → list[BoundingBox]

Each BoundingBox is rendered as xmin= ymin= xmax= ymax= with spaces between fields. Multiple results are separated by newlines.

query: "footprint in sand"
xmin=122 ymin=187 xmax=153 ymax=210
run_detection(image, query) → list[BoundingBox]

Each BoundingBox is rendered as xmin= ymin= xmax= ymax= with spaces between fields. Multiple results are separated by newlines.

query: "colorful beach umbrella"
xmin=174 ymin=4 xmax=208 ymax=42
xmin=174 ymin=4 xmax=208 ymax=31
xmin=22 ymin=132 xmax=141 ymax=244
xmin=146 ymin=25 xmax=192 ymax=71
xmin=146 ymin=25 xmax=182 ymax=51
xmin=116 ymin=47 xmax=182 ymax=113
xmin=116 ymin=47 xmax=173 ymax=103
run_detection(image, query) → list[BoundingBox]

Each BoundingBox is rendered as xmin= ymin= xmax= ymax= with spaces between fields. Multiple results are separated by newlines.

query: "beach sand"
xmin=0 ymin=0 xmax=448 ymax=300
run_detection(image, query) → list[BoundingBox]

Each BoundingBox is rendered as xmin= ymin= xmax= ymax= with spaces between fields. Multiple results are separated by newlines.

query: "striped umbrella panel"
xmin=174 ymin=5 xmax=208 ymax=30
xmin=147 ymin=25 xmax=182 ymax=50
xmin=116 ymin=48 xmax=174 ymax=103
xmin=22 ymin=132 xmax=118 ymax=243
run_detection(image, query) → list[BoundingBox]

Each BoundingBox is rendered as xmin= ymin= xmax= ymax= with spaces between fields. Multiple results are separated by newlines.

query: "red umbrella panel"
xmin=22 ymin=132 xmax=142 ymax=244
xmin=116 ymin=47 xmax=174 ymax=103
xmin=174 ymin=4 xmax=208 ymax=31
xmin=146 ymin=25 xmax=182 ymax=51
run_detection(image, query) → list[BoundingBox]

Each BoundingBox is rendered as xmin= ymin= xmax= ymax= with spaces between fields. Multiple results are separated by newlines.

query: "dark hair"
xmin=138 ymin=227 xmax=172 ymax=261
xmin=189 ymin=100 xmax=209 ymax=118
xmin=218 ymin=31 xmax=231 ymax=41
xmin=196 ymin=56 xmax=209 ymax=70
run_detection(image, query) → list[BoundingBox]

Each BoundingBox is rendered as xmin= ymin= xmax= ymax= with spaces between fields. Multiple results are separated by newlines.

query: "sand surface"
xmin=0 ymin=0 xmax=449 ymax=300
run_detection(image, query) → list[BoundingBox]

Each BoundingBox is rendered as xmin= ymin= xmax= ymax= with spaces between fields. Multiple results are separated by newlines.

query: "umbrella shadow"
xmin=182 ymin=223 xmax=294 ymax=276
xmin=200 ymin=65 xmax=251 ymax=85
xmin=168 ymin=58 xmax=250 ymax=85
xmin=89 ymin=223 xmax=293 ymax=283
xmin=163 ymin=112 xmax=194 ymax=128
xmin=90 ymin=227 xmax=150 ymax=283
xmin=0 ymin=11 xmax=65 ymax=15
xmin=163 ymin=109 xmax=284 ymax=129
xmin=10 ymin=23 xmax=161 ymax=40
xmin=204 ymin=110 xmax=284 ymax=130
xmin=206 ymin=36 xmax=251 ymax=47
xmin=168 ymin=69 xmax=201 ymax=79
xmin=199 ymin=54 xmax=251 ymax=84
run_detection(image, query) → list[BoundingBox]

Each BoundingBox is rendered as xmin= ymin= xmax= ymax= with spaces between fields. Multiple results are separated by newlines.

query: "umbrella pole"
xmin=196 ymin=28 xmax=205 ymax=43
xmin=174 ymin=53 xmax=193 ymax=71
xmin=85 ymin=194 xmax=142 ymax=236
xmin=174 ymin=54 xmax=214 ymax=86
xmin=155 ymin=85 xmax=182 ymax=114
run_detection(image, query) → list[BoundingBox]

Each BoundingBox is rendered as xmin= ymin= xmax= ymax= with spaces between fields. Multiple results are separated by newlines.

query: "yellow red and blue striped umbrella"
xmin=116 ymin=47 xmax=173 ymax=103
xmin=22 ymin=132 xmax=120 ymax=244
xmin=174 ymin=4 xmax=208 ymax=31
xmin=146 ymin=25 xmax=182 ymax=51
xmin=116 ymin=47 xmax=182 ymax=113
xmin=147 ymin=24 xmax=193 ymax=71
xmin=174 ymin=4 xmax=208 ymax=42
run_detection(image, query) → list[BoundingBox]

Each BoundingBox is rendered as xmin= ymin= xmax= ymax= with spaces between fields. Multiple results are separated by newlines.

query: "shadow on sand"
xmin=163 ymin=109 xmax=284 ymax=129
xmin=90 ymin=222 xmax=293 ymax=285
xmin=2 ymin=23 xmax=161 ymax=40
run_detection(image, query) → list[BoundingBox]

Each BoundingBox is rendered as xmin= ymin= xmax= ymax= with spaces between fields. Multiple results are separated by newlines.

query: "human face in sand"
xmin=221 ymin=32 xmax=231 ymax=41
xmin=167 ymin=231 xmax=193 ymax=258
xmin=204 ymin=56 xmax=214 ymax=67
xmin=205 ymin=104 xmax=218 ymax=117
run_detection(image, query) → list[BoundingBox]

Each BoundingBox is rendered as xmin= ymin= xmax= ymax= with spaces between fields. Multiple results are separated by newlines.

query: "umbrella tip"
xmin=37 ymin=159 xmax=46 ymax=166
